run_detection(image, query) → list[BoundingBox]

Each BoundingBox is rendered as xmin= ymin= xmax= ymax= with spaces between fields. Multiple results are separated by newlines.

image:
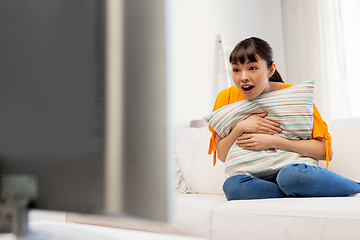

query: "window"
xmin=340 ymin=0 xmax=360 ymax=117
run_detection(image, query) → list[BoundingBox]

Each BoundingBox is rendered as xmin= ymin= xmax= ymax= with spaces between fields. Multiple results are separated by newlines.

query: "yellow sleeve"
xmin=312 ymin=104 xmax=332 ymax=169
xmin=208 ymin=88 xmax=231 ymax=166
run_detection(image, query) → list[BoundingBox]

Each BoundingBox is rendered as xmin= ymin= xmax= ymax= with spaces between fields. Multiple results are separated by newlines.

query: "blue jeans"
xmin=223 ymin=163 xmax=360 ymax=200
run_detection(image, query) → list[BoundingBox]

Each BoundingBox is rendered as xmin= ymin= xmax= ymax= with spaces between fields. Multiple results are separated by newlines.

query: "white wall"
xmin=281 ymin=0 xmax=302 ymax=85
xmin=281 ymin=0 xmax=323 ymax=86
xmin=167 ymin=0 xmax=287 ymax=127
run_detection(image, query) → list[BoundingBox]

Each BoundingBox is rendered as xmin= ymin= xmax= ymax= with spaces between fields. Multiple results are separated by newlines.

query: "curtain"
xmin=317 ymin=0 xmax=351 ymax=121
xmin=283 ymin=0 xmax=351 ymax=121
xmin=339 ymin=0 xmax=360 ymax=117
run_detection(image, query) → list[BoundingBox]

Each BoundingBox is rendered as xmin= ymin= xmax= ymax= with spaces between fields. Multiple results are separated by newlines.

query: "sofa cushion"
xmin=175 ymin=127 xmax=226 ymax=194
xmin=211 ymin=196 xmax=360 ymax=240
xmin=174 ymin=194 xmax=226 ymax=238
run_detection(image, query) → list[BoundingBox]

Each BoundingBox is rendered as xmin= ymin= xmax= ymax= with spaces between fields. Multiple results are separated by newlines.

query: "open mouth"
xmin=242 ymin=85 xmax=254 ymax=93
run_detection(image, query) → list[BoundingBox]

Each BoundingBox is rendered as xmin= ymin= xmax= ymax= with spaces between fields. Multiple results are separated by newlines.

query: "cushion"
xmin=211 ymin=197 xmax=360 ymax=240
xmin=174 ymin=194 xmax=226 ymax=238
xmin=319 ymin=118 xmax=360 ymax=182
xmin=175 ymin=158 xmax=197 ymax=194
xmin=204 ymin=80 xmax=317 ymax=178
xmin=175 ymin=127 xmax=226 ymax=194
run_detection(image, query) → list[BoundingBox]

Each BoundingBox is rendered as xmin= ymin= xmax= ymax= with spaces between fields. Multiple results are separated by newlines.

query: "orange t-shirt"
xmin=208 ymin=83 xmax=332 ymax=168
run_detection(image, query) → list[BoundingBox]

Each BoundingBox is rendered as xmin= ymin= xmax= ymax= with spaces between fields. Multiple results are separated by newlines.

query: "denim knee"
xmin=276 ymin=163 xmax=313 ymax=196
xmin=222 ymin=175 xmax=252 ymax=201
xmin=278 ymin=163 xmax=360 ymax=197
xmin=223 ymin=174 xmax=286 ymax=200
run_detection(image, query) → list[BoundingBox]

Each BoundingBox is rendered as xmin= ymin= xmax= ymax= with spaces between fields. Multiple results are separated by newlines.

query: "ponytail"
xmin=269 ymin=69 xmax=284 ymax=83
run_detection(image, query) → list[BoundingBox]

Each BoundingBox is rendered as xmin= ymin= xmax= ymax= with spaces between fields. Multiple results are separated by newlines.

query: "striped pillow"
xmin=204 ymin=80 xmax=318 ymax=178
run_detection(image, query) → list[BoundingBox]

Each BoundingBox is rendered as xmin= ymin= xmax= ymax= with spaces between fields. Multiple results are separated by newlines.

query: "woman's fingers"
xmin=258 ymin=119 xmax=282 ymax=133
xmin=242 ymin=113 xmax=282 ymax=134
xmin=255 ymin=126 xmax=275 ymax=134
xmin=237 ymin=133 xmax=275 ymax=151
xmin=253 ymin=112 xmax=268 ymax=118
xmin=236 ymin=135 xmax=255 ymax=149
xmin=255 ymin=123 xmax=281 ymax=134
xmin=261 ymin=117 xmax=280 ymax=127
xmin=237 ymin=135 xmax=253 ymax=143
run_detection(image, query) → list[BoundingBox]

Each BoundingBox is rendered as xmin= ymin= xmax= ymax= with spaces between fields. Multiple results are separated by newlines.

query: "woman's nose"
xmin=240 ymin=71 xmax=249 ymax=82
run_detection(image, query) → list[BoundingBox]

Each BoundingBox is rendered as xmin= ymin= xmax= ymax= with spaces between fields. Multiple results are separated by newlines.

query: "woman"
xmin=209 ymin=37 xmax=360 ymax=200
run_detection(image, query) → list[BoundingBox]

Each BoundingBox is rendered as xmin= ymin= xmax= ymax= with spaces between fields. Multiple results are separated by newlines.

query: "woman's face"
xmin=231 ymin=56 xmax=274 ymax=100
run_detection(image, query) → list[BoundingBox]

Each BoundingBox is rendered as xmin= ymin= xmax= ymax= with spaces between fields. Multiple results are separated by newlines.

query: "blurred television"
xmin=0 ymin=0 xmax=170 ymax=235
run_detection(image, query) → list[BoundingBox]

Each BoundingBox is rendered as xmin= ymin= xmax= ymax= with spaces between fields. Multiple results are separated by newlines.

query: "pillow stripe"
xmin=226 ymin=151 xmax=289 ymax=169
xmin=225 ymin=149 xmax=317 ymax=177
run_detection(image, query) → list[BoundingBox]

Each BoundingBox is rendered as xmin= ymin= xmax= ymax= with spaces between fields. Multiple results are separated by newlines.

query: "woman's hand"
xmin=215 ymin=112 xmax=281 ymax=162
xmin=234 ymin=112 xmax=282 ymax=135
xmin=236 ymin=133 xmax=280 ymax=151
xmin=237 ymin=134 xmax=327 ymax=160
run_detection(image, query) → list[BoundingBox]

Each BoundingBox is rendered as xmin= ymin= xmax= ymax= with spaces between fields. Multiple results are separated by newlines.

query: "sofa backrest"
xmin=175 ymin=127 xmax=226 ymax=194
xmin=318 ymin=118 xmax=360 ymax=182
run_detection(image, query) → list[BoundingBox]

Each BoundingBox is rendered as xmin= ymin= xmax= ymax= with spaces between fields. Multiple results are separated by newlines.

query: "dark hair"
xmin=229 ymin=37 xmax=284 ymax=83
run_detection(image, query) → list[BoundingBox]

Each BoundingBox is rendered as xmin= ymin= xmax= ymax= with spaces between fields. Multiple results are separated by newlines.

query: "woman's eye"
xmin=249 ymin=66 xmax=257 ymax=71
xmin=233 ymin=68 xmax=239 ymax=73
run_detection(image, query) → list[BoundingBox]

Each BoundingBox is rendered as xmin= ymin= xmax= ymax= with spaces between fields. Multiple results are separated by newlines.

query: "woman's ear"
xmin=268 ymin=63 xmax=276 ymax=78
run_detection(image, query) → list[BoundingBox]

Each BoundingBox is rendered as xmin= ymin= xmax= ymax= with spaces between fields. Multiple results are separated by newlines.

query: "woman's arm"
xmin=215 ymin=128 xmax=243 ymax=162
xmin=215 ymin=112 xmax=282 ymax=162
xmin=272 ymin=136 xmax=327 ymax=160
xmin=236 ymin=134 xmax=328 ymax=160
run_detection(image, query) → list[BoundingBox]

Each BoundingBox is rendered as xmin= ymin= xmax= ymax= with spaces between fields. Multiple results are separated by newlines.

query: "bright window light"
xmin=340 ymin=0 xmax=360 ymax=117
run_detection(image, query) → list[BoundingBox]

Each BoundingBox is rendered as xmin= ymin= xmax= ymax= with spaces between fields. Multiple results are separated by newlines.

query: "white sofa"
xmin=174 ymin=117 xmax=360 ymax=240
xmin=66 ymin=118 xmax=360 ymax=240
